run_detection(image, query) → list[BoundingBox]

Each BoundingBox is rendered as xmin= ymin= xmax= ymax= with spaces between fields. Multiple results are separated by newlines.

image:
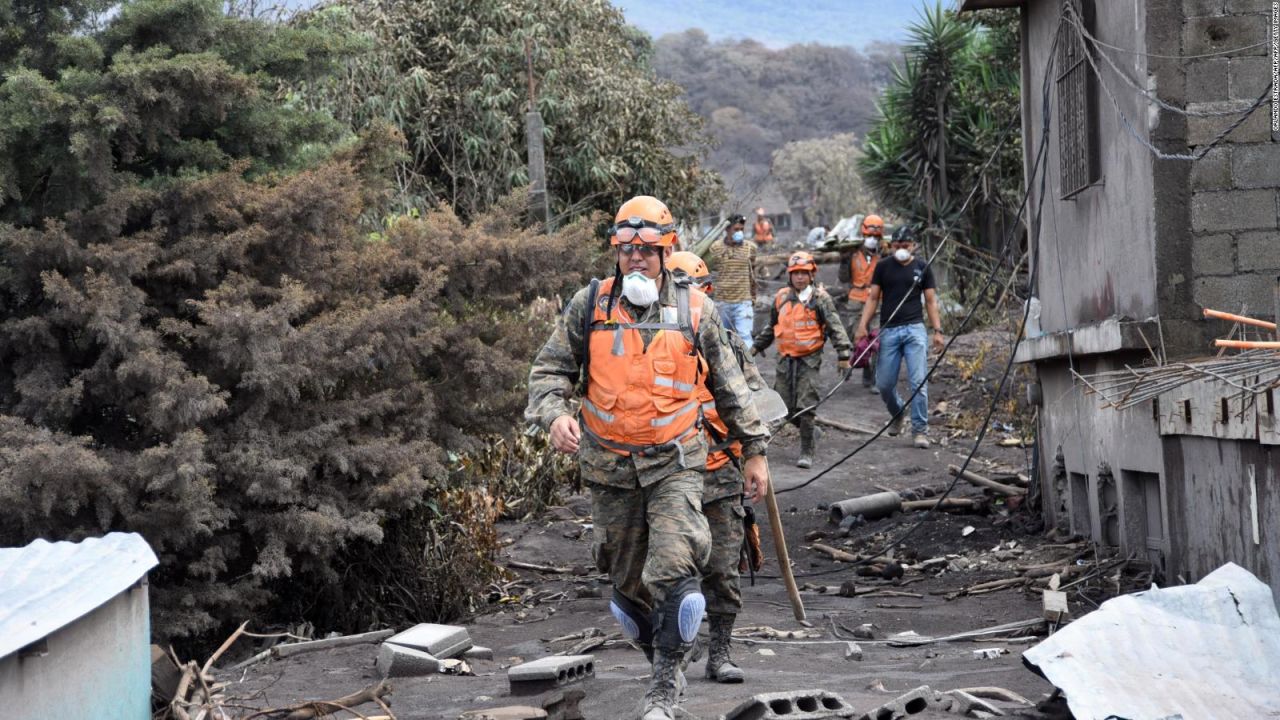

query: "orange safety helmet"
xmin=667 ymin=251 xmax=710 ymax=279
xmin=610 ymin=196 xmax=678 ymax=246
xmin=786 ymin=251 xmax=818 ymax=274
xmin=861 ymin=214 xmax=884 ymax=237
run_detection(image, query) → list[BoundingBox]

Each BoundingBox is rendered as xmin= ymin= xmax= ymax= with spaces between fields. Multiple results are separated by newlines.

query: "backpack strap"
xmin=578 ymin=278 xmax=600 ymax=392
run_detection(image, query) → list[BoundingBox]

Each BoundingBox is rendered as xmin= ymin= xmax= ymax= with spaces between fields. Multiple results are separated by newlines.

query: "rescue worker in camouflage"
xmin=526 ymin=197 xmax=770 ymax=720
xmin=667 ymin=251 xmax=765 ymax=684
xmin=752 ymin=251 xmax=852 ymax=469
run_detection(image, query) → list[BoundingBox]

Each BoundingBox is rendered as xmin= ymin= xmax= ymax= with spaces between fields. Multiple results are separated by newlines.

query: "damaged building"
xmin=959 ymin=0 xmax=1279 ymax=591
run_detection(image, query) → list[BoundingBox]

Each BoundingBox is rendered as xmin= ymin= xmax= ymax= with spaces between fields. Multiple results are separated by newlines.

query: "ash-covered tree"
xmin=772 ymin=134 xmax=873 ymax=227
xmin=298 ymin=0 xmax=722 ymax=222
xmin=0 ymin=0 xmax=599 ymax=643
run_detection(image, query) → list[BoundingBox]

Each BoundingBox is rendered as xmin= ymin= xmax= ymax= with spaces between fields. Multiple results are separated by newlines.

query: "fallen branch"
xmin=887 ymin=618 xmax=1044 ymax=647
xmin=243 ymin=681 xmax=392 ymax=720
xmin=815 ymin=416 xmax=877 ymax=435
xmin=901 ymin=497 xmax=980 ymax=512
xmin=947 ymin=465 xmax=1026 ymax=496
xmin=232 ymin=629 xmax=395 ymax=670
xmin=507 ymin=559 xmax=571 ymax=574
xmin=809 ymin=543 xmax=862 ymax=563
xmin=941 ymin=577 xmax=1025 ymax=600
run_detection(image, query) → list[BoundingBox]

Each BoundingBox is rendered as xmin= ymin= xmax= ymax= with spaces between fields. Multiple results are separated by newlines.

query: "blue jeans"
xmin=721 ymin=300 xmax=754 ymax=345
xmin=876 ymin=323 xmax=929 ymax=434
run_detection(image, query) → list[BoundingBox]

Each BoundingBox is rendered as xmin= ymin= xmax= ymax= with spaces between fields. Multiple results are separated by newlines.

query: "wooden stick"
xmin=1214 ymin=339 xmax=1280 ymax=349
xmin=1203 ymin=308 xmax=1277 ymax=330
xmin=763 ymin=463 xmax=806 ymax=622
xmin=815 ymin=416 xmax=877 ymax=435
xmin=809 ymin=543 xmax=862 ymax=563
xmin=243 ymin=681 xmax=391 ymax=720
xmin=231 ymin=628 xmax=397 ymax=670
xmin=901 ymin=497 xmax=979 ymax=511
xmin=506 ymin=559 xmax=571 ymax=573
xmin=202 ymin=621 xmax=248 ymax=676
xmin=947 ymin=465 xmax=1026 ymax=496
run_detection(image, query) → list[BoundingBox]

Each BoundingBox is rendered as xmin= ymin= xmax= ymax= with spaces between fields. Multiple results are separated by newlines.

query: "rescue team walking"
xmin=526 ymin=196 xmax=770 ymax=720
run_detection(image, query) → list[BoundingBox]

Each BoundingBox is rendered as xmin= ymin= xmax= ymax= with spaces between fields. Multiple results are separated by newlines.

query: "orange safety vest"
xmin=697 ymin=384 xmax=742 ymax=472
xmin=847 ymin=250 xmax=878 ymax=303
xmin=773 ymin=287 xmax=825 ymax=358
xmin=753 ymin=219 xmax=774 ymax=244
xmin=581 ymin=278 xmax=706 ymax=457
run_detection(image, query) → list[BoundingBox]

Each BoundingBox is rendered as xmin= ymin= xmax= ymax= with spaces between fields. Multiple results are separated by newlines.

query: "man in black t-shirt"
xmin=854 ymin=226 xmax=945 ymax=449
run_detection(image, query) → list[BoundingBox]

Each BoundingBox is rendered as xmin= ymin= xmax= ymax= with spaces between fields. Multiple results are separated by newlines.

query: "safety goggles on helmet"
xmin=787 ymin=252 xmax=817 ymax=272
xmin=617 ymin=243 xmax=664 ymax=257
xmin=610 ymin=216 xmax=676 ymax=245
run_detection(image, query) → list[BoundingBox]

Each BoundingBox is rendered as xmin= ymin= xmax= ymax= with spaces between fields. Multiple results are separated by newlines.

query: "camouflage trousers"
xmin=588 ymin=471 xmax=712 ymax=614
xmin=775 ymin=354 xmax=821 ymax=452
xmin=701 ymin=465 xmax=745 ymax=615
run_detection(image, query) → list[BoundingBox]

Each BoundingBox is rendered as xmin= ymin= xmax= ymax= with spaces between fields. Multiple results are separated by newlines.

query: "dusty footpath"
xmin=222 ymin=267 xmax=1108 ymax=719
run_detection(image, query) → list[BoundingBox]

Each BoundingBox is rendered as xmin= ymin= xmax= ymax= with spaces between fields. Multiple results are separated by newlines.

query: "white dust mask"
xmin=893 ymin=248 xmax=912 ymax=263
xmin=622 ymin=271 xmax=660 ymax=306
xmin=798 ymin=285 xmax=814 ymax=303
xmin=863 ymin=237 xmax=879 ymax=251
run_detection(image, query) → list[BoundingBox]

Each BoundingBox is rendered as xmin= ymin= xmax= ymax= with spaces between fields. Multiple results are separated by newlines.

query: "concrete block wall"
xmin=1183 ymin=3 xmax=1279 ymax=320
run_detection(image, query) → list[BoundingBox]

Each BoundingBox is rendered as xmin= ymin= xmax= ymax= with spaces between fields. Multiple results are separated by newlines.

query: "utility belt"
xmin=578 ymin=418 xmax=701 ymax=469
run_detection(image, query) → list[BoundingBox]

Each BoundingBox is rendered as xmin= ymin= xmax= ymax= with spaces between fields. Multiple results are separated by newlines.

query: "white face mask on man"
xmin=622 ymin=271 xmax=660 ymax=306
xmin=863 ymin=237 xmax=879 ymax=251
xmin=893 ymin=248 xmax=912 ymax=263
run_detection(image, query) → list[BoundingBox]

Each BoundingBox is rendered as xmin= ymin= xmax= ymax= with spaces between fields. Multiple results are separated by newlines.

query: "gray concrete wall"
xmin=1163 ymin=436 xmax=1279 ymax=596
xmin=0 ymin=584 xmax=152 ymax=720
xmin=1023 ymin=0 xmax=1159 ymax=334
xmin=1149 ymin=0 xmax=1279 ymax=356
xmin=1036 ymin=356 xmax=1166 ymax=558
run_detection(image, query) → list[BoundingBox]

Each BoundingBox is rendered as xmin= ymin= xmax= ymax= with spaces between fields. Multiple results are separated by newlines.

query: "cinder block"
xmin=459 ymin=706 xmax=547 ymax=720
xmin=385 ymin=623 xmax=472 ymax=659
xmin=1191 ymin=189 xmax=1277 ymax=232
xmin=1182 ymin=0 xmax=1225 ymax=15
xmin=1225 ymin=0 xmax=1270 ymax=13
xmin=1236 ymin=230 xmax=1280 ymax=271
xmin=725 ymin=689 xmax=857 ymax=720
xmin=508 ymin=655 xmax=594 ymax=695
xmin=1187 ymin=101 xmax=1273 ymax=145
xmin=1191 ymin=147 xmax=1232 ymax=190
xmin=377 ymin=643 xmax=439 ymax=678
xmin=1193 ymin=273 xmax=1276 ymax=313
xmin=1231 ymin=144 xmax=1280 ymax=188
xmin=1228 ymin=56 xmax=1271 ymax=100
xmin=1186 ymin=58 xmax=1229 ymax=102
xmin=1183 ymin=16 xmax=1269 ymax=57
xmin=541 ymin=689 xmax=585 ymax=720
xmin=464 ymin=645 xmax=495 ymax=661
xmin=856 ymin=685 xmax=949 ymax=720
xmin=1192 ymin=233 xmax=1235 ymax=275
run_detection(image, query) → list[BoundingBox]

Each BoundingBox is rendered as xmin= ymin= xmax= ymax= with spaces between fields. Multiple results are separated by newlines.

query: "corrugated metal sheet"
xmin=1023 ymin=563 xmax=1280 ymax=720
xmin=0 ymin=532 xmax=158 ymax=659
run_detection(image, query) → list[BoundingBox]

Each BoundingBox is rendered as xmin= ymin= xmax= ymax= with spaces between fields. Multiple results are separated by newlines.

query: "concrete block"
xmin=1232 ymin=144 xmax=1280 ymax=188
xmin=1191 ymin=233 xmax=1235 ymax=275
xmin=1191 ymin=146 xmax=1232 ymax=190
xmin=844 ymin=641 xmax=863 ymax=661
xmin=1236 ymin=230 xmax=1280 ymax=271
xmin=1183 ymin=16 xmax=1269 ymax=57
xmin=459 ymin=707 xmax=547 ymax=720
xmin=1225 ymin=0 xmax=1271 ymax=13
xmin=856 ymin=685 xmax=950 ymax=720
xmin=1191 ymin=189 xmax=1277 ymax=231
xmin=463 ymin=645 xmax=495 ymax=661
xmin=1186 ymin=58 xmax=1229 ymax=102
xmin=541 ymin=689 xmax=585 ymax=720
xmin=508 ymin=655 xmax=594 ymax=695
xmin=377 ymin=643 xmax=439 ymax=678
xmin=1193 ymin=272 xmax=1276 ymax=312
xmin=1187 ymin=101 xmax=1273 ymax=145
xmin=385 ymin=623 xmax=472 ymax=659
xmin=1229 ymin=56 xmax=1271 ymax=100
xmin=725 ymin=689 xmax=857 ymax=720
xmin=946 ymin=690 xmax=1006 ymax=717
xmin=1182 ymin=0 xmax=1225 ymax=14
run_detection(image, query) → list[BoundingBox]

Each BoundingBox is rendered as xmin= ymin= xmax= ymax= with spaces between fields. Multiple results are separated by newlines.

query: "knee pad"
xmin=653 ymin=576 xmax=706 ymax=651
xmin=609 ymin=588 xmax=653 ymax=645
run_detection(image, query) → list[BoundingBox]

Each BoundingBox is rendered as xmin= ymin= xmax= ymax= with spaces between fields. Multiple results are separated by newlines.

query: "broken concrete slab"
xmin=946 ymin=690 xmax=1005 ymax=717
xmin=540 ymin=688 xmax=585 ymax=720
xmin=724 ymin=689 xmax=857 ymax=720
xmin=856 ymin=685 xmax=950 ymax=720
xmin=463 ymin=645 xmax=495 ymax=661
xmin=844 ymin=642 xmax=863 ymax=661
xmin=458 ymin=706 xmax=547 ymax=720
xmin=384 ymin=623 xmax=472 ymax=659
xmin=377 ymin=642 xmax=440 ymax=678
xmin=508 ymin=654 xmax=594 ymax=696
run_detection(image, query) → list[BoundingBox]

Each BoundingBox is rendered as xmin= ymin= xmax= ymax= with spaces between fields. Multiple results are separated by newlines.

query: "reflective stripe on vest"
xmin=582 ymin=278 xmax=707 ymax=456
xmin=697 ymin=386 xmax=741 ymax=471
xmin=774 ymin=287 xmax=825 ymax=358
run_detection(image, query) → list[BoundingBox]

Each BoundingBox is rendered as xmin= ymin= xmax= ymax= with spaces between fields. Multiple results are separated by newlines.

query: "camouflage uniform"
xmin=837 ymin=249 xmax=879 ymax=387
xmin=526 ymin=273 xmax=769 ymax=623
xmin=752 ymin=286 xmax=851 ymax=456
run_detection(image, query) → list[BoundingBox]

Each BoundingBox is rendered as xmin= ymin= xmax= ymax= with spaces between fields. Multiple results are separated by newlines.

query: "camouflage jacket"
xmin=752 ymin=284 xmax=853 ymax=365
xmin=526 ymin=273 xmax=770 ymax=489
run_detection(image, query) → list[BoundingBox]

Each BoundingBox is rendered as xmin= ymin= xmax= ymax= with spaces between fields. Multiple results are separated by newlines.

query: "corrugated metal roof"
xmin=0 ymin=532 xmax=158 ymax=660
xmin=1023 ymin=563 xmax=1280 ymax=720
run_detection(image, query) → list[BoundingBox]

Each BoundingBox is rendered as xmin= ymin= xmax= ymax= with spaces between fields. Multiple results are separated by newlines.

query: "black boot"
xmin=797 ymin=418 xmax=815 ymax=468
xmin=705 ymin=613 xmax=745 ymax=683
xmin=639 ymin=648 xmax=685 ymax=720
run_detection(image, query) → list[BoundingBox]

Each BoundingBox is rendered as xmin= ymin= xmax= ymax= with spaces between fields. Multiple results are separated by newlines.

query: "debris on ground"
xmin=724 ymin=689 xmax=857 ymax=720
xmin=1024 ymin=563 xmax=1280 ymax=720
xmin=507 ymin=654 xmax=595 ymax=695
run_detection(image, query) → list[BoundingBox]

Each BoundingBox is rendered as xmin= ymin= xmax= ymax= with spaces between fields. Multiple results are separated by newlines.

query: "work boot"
xmin=705 ymin=614 xmax=745 ymax=683
xmin=796 ymin=454 xmax=812 ymax=469
xmin=798 ymin=420 xmax=815 ymax=468
xmin=913 ymin=433 xmax=930 ymax=449
xmin=639 ymin=648 xmax=685 ymax=720
xmin=887 ymin=413 xmax=907 ymax=436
